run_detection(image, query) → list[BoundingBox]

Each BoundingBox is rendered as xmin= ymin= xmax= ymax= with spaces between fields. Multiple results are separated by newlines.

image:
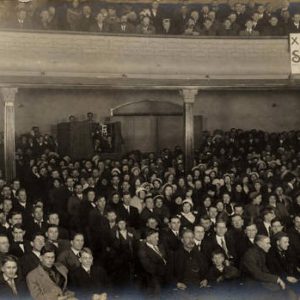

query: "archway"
xmin=111 ymin=100 xmax=202 ymax=153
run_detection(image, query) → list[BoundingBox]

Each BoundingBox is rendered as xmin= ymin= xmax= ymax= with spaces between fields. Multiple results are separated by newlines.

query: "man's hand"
xmin=176 ymin=282 xmax=187 ymax=290
xmin=200 ymin=279 xmax=208 ymax=288
xmin=286 ymin=276 xmax=298 ymax=284
xmin=277 ymin=277 xmax=286 ymax=290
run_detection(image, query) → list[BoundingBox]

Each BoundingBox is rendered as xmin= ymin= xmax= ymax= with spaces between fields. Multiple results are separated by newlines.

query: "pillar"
xmin=181 ymin=88 xmax=198 ymax=172
xmin=1 ymin=87 xmax=18 ymax=181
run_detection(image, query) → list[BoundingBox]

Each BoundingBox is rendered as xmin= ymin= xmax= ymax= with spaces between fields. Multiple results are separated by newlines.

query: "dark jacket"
xmin=70 ymin=265 xmax=108 ymax=298
xmin=240 ymin=245 xmax=278 ymax=284
xmin=266 ymin=246 xmax=297 ymax=278
xmin=9 ymin=240 xmax=31 ymax=258
xmin=0 ymin=273 xmax=28 ymax=299
xmin=173 ymin=246 xmax=209 ymax=285
xmin=117 ymin=204 xmax=140 ymax=229
xmin=20 ymin=252 xmax=41 ymax=277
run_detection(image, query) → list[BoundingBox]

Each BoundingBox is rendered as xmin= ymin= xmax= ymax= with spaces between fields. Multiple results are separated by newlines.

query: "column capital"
xmin=180 ymin=88 xmax=198 ymax=104
xmin=1 ymin=87 xmax=18 ymax=103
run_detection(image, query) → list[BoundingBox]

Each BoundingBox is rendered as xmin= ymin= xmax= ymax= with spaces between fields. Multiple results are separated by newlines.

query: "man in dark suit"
xmin=203 ymin=220 xmax=237 ymax=266
xmin=160 ymin=216 xmax=181 ymax=253
xmin=25 ymin=205 xmax=47 ymax=240
xmin=89 ymin=12 xmax=110 ymax=33
xmin=157 ymin=18 xmax=176 ymax=35
xmin=239 ymin=221 xmax=258 ymax=258
xmin=287 ymin=13 xmax=300 ymax=33
xmin=0 ymin=255 xmax=28 ymax=298
xmin=111 ymin=15 xmax=135 ymax=34
xmin=256 ymin=208 xmax=276 ymax=237
xmin=70 ymin=247 xmax=108 ymax=299
xmin=47 ymin=212 xmax=69 ymax=240
xmin=20 ymin=233 xmax=45 ymax=277
xmin=117 ymin=192 xmax=140 ymax=229
xmin=9 ymin=224 xmax=31 ymax=258
xmin=80 ymin=4 xmax=94 ymax=31
xmin=88 ymin=196 xmax=111 ymax=259
xmin=241 ymin=235 xmax=286 ymax=293
xmin=174 ymin=229 xmax=209 ymax=295
xmin=149 ymin=0 xmax=164 ymax=31
xmin=266 ymin=232 xmax=299 ymax=284
xmin=67 ymin=184 xmax=86 ymax=233
xmin=45 ymin=224 xmax=70 ymax=256
xmin=138 ymin=229 xmax=168 ymax=297
xmin=140 ymin=196 xmax=160 ymax=227
xmin=13 ymin=188 xmax=32 ymax=225
xmin=287 ymin=214 xmax=300 ymax=265
xmin=57 ymin=233 xmax=84 ymax=271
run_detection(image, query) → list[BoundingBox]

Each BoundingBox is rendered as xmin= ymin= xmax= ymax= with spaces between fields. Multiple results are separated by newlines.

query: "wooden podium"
xmin=57 ymin=120 xmax=94 ymax=160
xmin=57 ymin=121 xmax=123 ymax=160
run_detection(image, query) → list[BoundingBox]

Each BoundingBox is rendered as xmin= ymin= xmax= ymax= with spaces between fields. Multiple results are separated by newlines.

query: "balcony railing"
xmin=0 ymin=29 xmax=294 ymax=89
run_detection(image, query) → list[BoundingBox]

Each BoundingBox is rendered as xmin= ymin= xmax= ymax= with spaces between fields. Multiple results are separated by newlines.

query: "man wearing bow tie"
xmin=9 ymin=224 xmax=31 ymax=258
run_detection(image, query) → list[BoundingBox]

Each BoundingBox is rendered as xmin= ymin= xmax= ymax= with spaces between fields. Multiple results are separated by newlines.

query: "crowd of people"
xmin=2 ymin=0 xmax=300 ymax=36
xmin=0 ymin=128 xmax=299 ymax=299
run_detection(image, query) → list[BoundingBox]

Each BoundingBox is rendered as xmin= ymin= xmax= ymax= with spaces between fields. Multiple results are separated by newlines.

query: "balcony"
xmin=0 ymin=29 xmax=296 ymax=89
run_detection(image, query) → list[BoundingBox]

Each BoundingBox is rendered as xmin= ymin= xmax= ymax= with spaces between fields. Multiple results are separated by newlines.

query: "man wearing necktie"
xmin=194 ymin=225 xmax=205 ymax=252
xmin=138 ymin=229 xmax=168 ymax=297
xmin=26 ymin=244 xmax=76 ymax=300
xmin=0 ymin=255 xmax=28 ymax=298
xmin=203 ymin=220 xmax=237 ymax=266
xmin=257 ymin=208 xmax=276 ymax=238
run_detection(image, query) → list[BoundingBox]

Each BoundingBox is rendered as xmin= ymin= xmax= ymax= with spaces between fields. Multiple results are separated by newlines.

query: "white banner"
xmin=290 ymin=33 xmax=300 ymax=74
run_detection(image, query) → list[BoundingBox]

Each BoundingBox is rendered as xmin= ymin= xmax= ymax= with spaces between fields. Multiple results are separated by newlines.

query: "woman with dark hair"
xmin=0 ymin=255 xmax=28 ymax=298
xmin=178 ymin=199 xmax=197 ymax=230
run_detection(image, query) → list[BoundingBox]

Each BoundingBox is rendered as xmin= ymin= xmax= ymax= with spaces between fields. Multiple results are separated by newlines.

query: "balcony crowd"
xmin=0 ymin=127 xmax=299 ymax=299
xmin=1 ymin=0 xmax=300 ymax=36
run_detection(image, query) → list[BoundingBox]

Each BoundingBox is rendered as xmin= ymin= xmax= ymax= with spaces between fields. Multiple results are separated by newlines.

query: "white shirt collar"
xmin=32 ymin=250 xmax=41 ymax=258
xmin=71 ymin=248 xmax=80 ymax=256
xmin=171 ymin=229 xmax=179 ymax=236
xmin=82 ymin=265 xmax=90 ymax=273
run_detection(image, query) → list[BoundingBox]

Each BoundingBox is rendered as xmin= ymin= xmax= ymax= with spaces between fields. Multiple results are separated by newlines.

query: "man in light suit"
xmin=26 ymin=244 xmax=76 ymax=300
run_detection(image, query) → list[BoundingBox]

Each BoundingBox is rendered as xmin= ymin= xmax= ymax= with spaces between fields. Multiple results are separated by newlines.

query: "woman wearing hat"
xmin=178 ymin=199 xmax=197 ymax=230
xmin=150 ymin=178 xmax=162 ymax=196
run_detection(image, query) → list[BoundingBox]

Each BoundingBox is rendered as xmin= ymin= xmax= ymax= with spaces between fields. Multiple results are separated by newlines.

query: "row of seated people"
xmin=0 ymin=208 xmax=299 ymax=299
xmin=3 ymin=0 xmax=300 ymax=36
xmin=0 ymin=128 xmax=299 ymax=298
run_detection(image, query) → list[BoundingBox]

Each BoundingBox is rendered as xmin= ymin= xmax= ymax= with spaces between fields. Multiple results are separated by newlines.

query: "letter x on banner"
xmin=290 ymin=34 xmax=300 ymax=74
